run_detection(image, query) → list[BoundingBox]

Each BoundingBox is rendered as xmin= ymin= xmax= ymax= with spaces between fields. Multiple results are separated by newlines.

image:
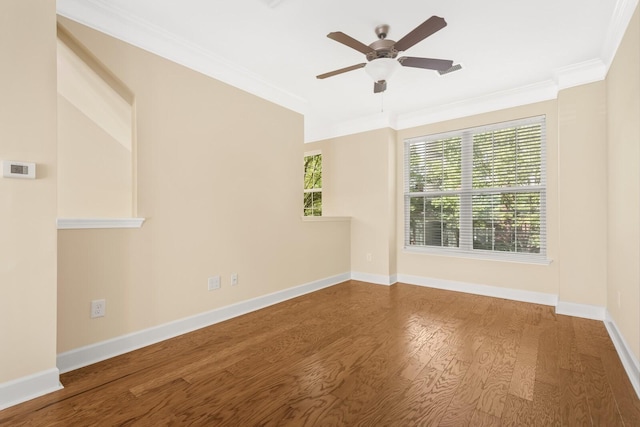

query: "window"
xmin=304 ymin=152 xmax=322 ymax=216
xmin=404 ymin=116 xmax=546 ymax=261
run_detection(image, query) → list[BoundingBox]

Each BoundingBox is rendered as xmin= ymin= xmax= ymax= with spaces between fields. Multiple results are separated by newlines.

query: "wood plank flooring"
xmin=1 ymin=280 xmax=639 ymax=426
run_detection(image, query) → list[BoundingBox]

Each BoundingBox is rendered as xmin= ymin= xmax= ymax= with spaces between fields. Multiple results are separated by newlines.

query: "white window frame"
xmin=404 ymin=116 xmax=547 ymax=263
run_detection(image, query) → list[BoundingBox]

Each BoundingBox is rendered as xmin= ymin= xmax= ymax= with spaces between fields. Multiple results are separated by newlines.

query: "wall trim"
xmin=601 ymin=0 xmax=640 ymax=69
xmin=57 ymin=218 xmax=146 ymax=229
xmin=396 ymin=274 xmax=558 ymax=306
xmin=301 ymin=216 xmax=351 ymax=223
xmin=56 ymin=272 xmax=350 ymax=373
xmin=605 ymin=310 xmax=640 ymax=399
xmin=305 ymin=111 xmax=397 ymax=144
xmin=395 ymin=80 xmax=559 ymax=133
xmin=555 ymin=301 xmax=606 ymax=320
xmin=351 ymin=272 xmax=397 ymax=286
xmin=554 ymin=59 xmax=607 ymax=91
xmin=0 ymin=368 xmax=62 ymax=411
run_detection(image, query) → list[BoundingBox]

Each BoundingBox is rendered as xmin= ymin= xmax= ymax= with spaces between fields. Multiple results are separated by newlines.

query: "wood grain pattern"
xmin=557 ymin=314 xmax=584 ymax=372
xmin=1 ymin=280 xmax=638 ymax=426
xmin=531 ymin=380 xmax=561 ymax=425
xmin=508 ymin=324 xmax=540 ymax=401
xmin=580 ymin=353 xmax=625 ymax=426
xmin=559 ymin=367 xmax=591 ymax=425
xmin=476 ymin=332 xmax=519 ymax=418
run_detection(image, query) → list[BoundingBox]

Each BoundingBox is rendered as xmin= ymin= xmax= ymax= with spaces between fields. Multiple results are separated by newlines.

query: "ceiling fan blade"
xmin=394 ymin=16 xmax=447 ymax=52
xmin=398 ymin=56 xmax=453 ymax=71
xmin=374 ymin=80 xmax=387 ymax=93
xmin=316 ymin=63 xmax=366 ymax=79
xmin=327 ymin=32 xmax=375 ymax=55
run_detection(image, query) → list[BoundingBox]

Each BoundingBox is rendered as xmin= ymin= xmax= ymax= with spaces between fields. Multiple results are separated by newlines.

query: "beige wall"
xmin=57 ymin=38 xmax=133 ymax=218
xmin=396 ymin=101 xmax=560 ymax=295
xmin=0 ymin=0 xmax=58 ymax=382
xmin=607 ymin=6 xmax=640 ymax=360
xmin=56 ymin=17 xmax=350 ymax=352
xmin=57 ymin=96 xmax=133 ymax=217
xmin=308 ymin=128 xmax=397 ymax=280
xmin=557 ymin=81 xmax=608 ymax=306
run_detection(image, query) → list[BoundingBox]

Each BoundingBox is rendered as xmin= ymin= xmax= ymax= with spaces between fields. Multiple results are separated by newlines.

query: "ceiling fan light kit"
xmin=365 ymin=58 xmax=400 ymax=83
xmin=317 ymin=16 xmax=457 ymax=93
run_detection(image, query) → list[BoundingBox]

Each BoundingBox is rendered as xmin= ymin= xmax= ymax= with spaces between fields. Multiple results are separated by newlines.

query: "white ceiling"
xmin=57 ymin=0 xmax=638 ymax=142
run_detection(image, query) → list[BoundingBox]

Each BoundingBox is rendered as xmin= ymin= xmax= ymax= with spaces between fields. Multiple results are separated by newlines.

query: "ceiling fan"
xmin=317 ymin=16 xmax=455 ymax=93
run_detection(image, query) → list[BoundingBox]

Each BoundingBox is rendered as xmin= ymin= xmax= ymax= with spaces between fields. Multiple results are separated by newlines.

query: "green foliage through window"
xmin=304 ymin=153 xmax=322 ymax=216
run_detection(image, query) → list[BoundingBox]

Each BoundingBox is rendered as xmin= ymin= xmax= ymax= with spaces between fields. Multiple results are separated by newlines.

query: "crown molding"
xmin=56 ymin=0 xmax=308 ymax=115
xmin=601 ymin=0 xmax=639 ymax=70
xmin=306 ymin=80 xmax=558 ymax=142
xmin=305 ymin=111 xmax=397 ymax=143
xmin=553 ymin=59 xmax=608 ymax=91
xmin=396 ymin=80 xmax=558 ymax=131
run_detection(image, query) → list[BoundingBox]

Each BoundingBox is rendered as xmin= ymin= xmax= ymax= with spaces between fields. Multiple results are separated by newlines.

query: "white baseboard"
xmin=605 ymin=310 xmax=640 ymax=399
xmin=57 ymin=272 xmax=350 ymax=374
xmin=556 ymin=301 xmax=606 ymax=320
xmin=351 ymin=272 xmax=397 ymax=286
xmin=396 ymin=274 xmax=558 ymax=306
xmin=0 ymin=368 xmax=62 ymax=411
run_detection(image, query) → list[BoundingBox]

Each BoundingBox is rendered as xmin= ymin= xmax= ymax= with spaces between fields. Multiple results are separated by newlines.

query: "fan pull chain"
xmin=380 ymin=91 xmax=384 ymax=113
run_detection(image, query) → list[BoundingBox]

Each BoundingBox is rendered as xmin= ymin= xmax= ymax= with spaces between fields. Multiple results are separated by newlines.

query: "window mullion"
xmin=460 ymin=131 xmax=473 ymax=250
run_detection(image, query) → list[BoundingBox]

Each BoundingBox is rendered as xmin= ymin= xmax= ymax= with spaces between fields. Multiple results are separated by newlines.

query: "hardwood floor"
xmin=1 ymin=281 xmax=639 ymax=426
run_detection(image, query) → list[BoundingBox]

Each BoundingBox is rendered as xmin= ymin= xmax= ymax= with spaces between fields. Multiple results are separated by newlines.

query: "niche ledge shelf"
xmin=57 ymin=218 xmax=146 ymax=230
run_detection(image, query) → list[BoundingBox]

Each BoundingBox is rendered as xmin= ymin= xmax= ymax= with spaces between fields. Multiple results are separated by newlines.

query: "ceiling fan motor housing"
xmin=367 ymin=39 xmax=398 ymax=61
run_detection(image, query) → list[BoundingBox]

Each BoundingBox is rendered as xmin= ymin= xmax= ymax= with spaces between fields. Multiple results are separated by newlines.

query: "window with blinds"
xmin=404 ymin=116 xmax=546 ymax=262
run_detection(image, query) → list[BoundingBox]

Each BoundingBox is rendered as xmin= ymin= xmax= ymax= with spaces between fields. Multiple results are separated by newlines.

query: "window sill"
xmin=57 ymin=218 xmax=146 ymax=230
xmin=403 ymin=246 xmax=553 ymax=265
xmin=301 ymin=216 xmax=351 ymax=222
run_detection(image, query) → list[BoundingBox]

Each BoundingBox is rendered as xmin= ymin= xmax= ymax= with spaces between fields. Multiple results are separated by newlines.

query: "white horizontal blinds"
xmin=471 ymin=119 xmax=545 ymax=255
xmin=404 ymin=116 xmax=546 ymax=260
xmin=406 ymin=137 xmax=462 ymax=247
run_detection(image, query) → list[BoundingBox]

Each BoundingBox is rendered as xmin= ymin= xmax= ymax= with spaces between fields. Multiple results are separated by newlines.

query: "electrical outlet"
xmin=366 ymin=253 xmax=372 ymax=262
xmin=231 ymin=273 xmax=238 ymax=286
xmin=91 ymin=299 xmax=106 ymax=318
xmin=208 ymin=276 xmax=221 ymax=291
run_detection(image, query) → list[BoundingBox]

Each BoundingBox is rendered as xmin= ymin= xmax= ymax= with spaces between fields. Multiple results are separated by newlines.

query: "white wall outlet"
xmin=366 ymin=253 xmax=372 ymax=262
xmin=208 ymin=276 xmax=221 ymax=291
xmin=91 ymin=299 xmax=106 ymax=318
xmin=231 ymin=273 xmax=238 ymax=286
